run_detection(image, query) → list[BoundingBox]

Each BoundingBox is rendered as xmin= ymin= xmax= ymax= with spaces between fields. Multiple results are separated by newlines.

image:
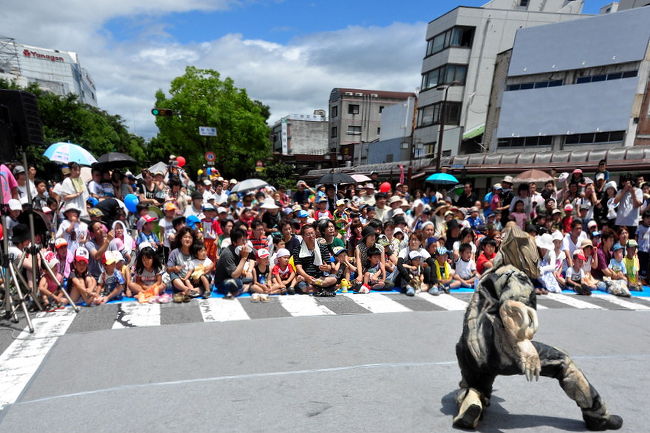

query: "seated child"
xmin=190 ymin=243 xmax=215 ymax=299
xmin=431 ymin=246 xmax=459 ymax=295
xmin=361 ymin=246 xmax=386 ymax=293
xmin=403 ymin=251 xmax=424 ymax=293
xmin=453 ymin=242 xmax=478 ymax=289
xmin=606 ymin=243 xmax=631 ymax=297
xmin=96 ymin=251 xmax=125 ymax=304
xmin=250 ymin=248 xmax=280 ymax=302
xmin=623 ymin=240 xmax=642 ymax=291
xmin=69 ymin=247 xmax=99 ymax=305
xmin=565 ymin=251 xmax=591 ymax=296
xmin=37 ymin=251 xmax=67 ymax=309
xmin=272 ymin=248 xmax=297 ymax=295
xmin=131 ymin=244 xmax=168 ymax=303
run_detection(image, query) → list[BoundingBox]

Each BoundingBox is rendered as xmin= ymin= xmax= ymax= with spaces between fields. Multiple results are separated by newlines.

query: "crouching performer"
xmin=453 ymin=225 xmax=622 ymax=431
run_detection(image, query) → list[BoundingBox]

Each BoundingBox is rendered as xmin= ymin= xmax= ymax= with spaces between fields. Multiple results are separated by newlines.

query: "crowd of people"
xmin=0 ymin=157 xmax=646 ymax=312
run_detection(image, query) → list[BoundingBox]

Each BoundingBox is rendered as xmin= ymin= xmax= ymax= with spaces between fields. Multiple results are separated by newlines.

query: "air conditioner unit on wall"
xmin=355 ymin=93 xmax=363 ymax=96
xmin=344 ymin=92 xmax=353 ymax=96
xmin=371 ymin=94 xmax=378 ymax=98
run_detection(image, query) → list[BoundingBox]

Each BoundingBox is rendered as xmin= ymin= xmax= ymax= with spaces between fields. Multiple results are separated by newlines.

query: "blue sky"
xmin=105 ymin=0 xmax=603 ymax=46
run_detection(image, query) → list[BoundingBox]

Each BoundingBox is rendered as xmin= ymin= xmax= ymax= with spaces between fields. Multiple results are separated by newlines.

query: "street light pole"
xmin=435 ymin=81 xmax=460 ymax=172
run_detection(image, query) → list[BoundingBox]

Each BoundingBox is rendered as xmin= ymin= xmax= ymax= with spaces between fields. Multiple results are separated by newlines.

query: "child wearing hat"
xmin=250 ymin=248 xmax=275 ymax=302
xmin=606 ymin=243 xmax=631 ymax=297
xmin=69 ymin=247 xmax=99 ymax=305
xmin=330 ymin=246 xmax=353 ymax=292
xmin=55 ymin=202 xmax=88 ymax=252
xmin=431 ymin=246 xmax=460 ymax=295
xmin=565 ymin=251 xmax=591 ymax=296
xmin=37 ymin=251 xmax=67 ymax=310
xmin=96 ymin=251 xmax=125 ymax=304
xmin=623 ymin=240 xmax=642 ymax=291
xmin=272 ymin=248 xmax=297 ymax=295
xmin=136 ymin=215 xmax=160 ymax=250
xmin=403 ymin=250 xmax=424 ymax=293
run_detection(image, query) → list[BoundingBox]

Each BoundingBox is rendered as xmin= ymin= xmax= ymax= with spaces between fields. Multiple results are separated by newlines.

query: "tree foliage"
xmin=0 ymin=78 xmax=146 ymax=172
xmin=261 ymin=160 xmax=296 ymax=190
xmin=152 ymin=66 xmax=271 ymax=179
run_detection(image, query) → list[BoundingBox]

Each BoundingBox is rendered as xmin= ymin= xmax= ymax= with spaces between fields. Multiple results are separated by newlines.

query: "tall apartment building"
xmin=328 ymin=88 xmax=415 ymax=165
xmin=0 ymin=37 xmax=97 ymax=106
xmin=485 ymin=6 xmax=650 ymax=151
xmin=413 ymin=0 xmax=585 ymax=160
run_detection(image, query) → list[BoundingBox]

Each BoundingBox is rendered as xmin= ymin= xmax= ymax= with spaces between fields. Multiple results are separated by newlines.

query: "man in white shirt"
xmin=562 ymin=219 xmax=588 ymax=267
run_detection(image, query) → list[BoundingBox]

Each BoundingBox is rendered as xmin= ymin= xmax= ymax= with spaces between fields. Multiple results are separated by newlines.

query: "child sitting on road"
xmin=403 ymin=251 xmax=424 ymax=293
xmin=565 ymin=251 xmax=591 ymax=296
xmin=453 ymin=243 xmax=478 ymax=289
xmin=271 ymin=248 xmax=296 ymax=295
xmin=37 ymin=251 xmax=67 ymax=310
xmin=96 ymin=251 xmax=125 ymax=304
xmin=250 ymin=248 xmax=277 ymax=302
xmin=360 ymin=246 xmax=386 ymax=293
xmin=330 ymin=246 xmax=353 ymax=292
xmin=623 ymin=240 xmax=642 ymax=291
xmin=190 ymin=243 xmax=214 ymax=299
xmin=69 ymin=247 xmax=99 ymax=306
xmin=136 ymin=215 xmax=161 ymax=250
xmin=131 ymin=243 xmax=169 ymax=303
xmin=606 ymin=243 xmax=632 ymax=297
xmin=431 ymin=246 xmax=459 ymax=295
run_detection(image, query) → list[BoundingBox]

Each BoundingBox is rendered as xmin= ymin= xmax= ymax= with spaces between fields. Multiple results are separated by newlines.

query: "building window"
xmin=498 ymin=135 xmax=552 ymax=148
xmin=574 ymin=70 xmax=637 ymax=85
xmin=331 ymin=126 xmax=338 ymax=138
xmin=379 ymin=106 xmax=384 ymax=113
xmin=417 ymin=101 xmax=462 ymax=127
xmin=348 ymin=104 xmax=360 ymax=115
xmin=425 ymin=26 xmax=475 ymax=57
xmin=519 ymin=0 xmax=529 ymax=6
xmin=347 ymin=126 xmax=362 ymax=135
xmin=386 ymin=154 xmax=394 ymax=163
xmin=331 ymin=105 xmax=338 ymax=118
xmin=564 ymin=130 xmax=625 ymax=145
xmin=421 ymin=64 xmax=467 ymax=90
xmin=377 ymin=127 xmax=381 ymax=135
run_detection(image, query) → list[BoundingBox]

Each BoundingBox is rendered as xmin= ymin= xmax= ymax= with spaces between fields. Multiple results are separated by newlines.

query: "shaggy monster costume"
xmin=453 ymin=227 xmax=622 ymax=431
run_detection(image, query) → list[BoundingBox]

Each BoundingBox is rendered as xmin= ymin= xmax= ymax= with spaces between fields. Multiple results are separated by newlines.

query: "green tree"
xmin=262 ymin=160 xmax=296 ymax=190
xmin=152 ymin=66 xmax=271 ymax=179
xmin=0 ymin=78 xmax=146 ymax=172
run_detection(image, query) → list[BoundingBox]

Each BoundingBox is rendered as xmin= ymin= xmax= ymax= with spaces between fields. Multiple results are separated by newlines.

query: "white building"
xmin=0 ymin=37 xmax=97 ymax=106
xmin=487 ymin=6 xmax=650 ymax=151
xmin=271 ymin=112 xmax=329 ymax=156
xmin=413 ymin=0 xmax=585 ymax=159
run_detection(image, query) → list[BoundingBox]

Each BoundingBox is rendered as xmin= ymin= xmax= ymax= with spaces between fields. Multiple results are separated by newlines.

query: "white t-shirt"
xmin=565 ymin=266 xmax=584 ymax=283
xmin=454 ymin=258 xmax=476 ymax=279
xmin=562 ymin=232 xmax=588 ymax=257
xmin=158 ymin=218 xmax=176 ymax=248
xmin=615 ymin=188 xmax=643 ymax=227
xmin=398 ymin=247 xmax=430 ymax=260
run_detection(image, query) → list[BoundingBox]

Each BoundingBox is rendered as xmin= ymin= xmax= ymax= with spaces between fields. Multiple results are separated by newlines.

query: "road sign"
xmin=205 ymin=151 xmax=216 ymax=162
xmin=199 ymin=126 xmax=217 ymax=136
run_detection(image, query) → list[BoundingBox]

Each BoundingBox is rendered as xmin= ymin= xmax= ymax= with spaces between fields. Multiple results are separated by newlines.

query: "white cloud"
xmin=1 ymin=1 xmax=426 ymax=138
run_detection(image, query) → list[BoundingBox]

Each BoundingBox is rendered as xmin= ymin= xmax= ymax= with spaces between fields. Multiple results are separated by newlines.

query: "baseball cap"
xmin=587 ymin=220 xmax=598 ymax=228
xmin=8 ymin=199 xmax=22 ymax=211
xmin=191 ymin=191 xmax=204 ymax=201
xmin=256 ymin=248 xmax=270 ymax=259
xmin=574 ymin=252 xmax=587 ymax=261
xmin=217 ymin=207 xmax=228 ymax=214
xmin=88 ymin=208 xmax=104 ymax=218
xmin=627 ymin=240 xmax=638 ymax=248
xmin=276 ymin=248 xmax=291 ymax=258
xmin=186 ymin=215 xmax=200 ymax=229
xmin=75 ymin=247 xmax=90 ymax=263
xmin=612 ymin=242 xmax=624 ymax=252
xmin=564 ymin=204 xmax=573 ymax=212
xmin=203 ymin=203 xmax=216 ymax=212
xmin=104 ymin=250 xmax=123 ymax=265
xmin=596 ymin=173 xmax=605 ymax=181
xmin=163 ymin=202 xmax=178 ymax=212
xmin=436 ymin=247 xmax=449 ymax=256
xmin=297 ymin=210 xmax=309 ymax=218
xmin=138 ymin=241 xmax=154 ymax=251
xmin=43 ymin=251 xmax=59 ymax=269
xmin=580 ymin=239 xmax=593 ymax=248
xmin=317 ymin=196 xmax=327 ymax=203
xmin=409 ymin=251 xmax=421 ymax=260
xmin=230 ymin=179 xmax=238 ymax=185
xmin=591 ymin=231 xmax=601 ymax=238
xmin=336 ymin=199 xmax=346 ymax=206
xmin=203 ymin=179 xmax=212 ymax=186
xmin=12 ymin=165 xmax=25 ymax=175
xmin=332 ymin=246 xmax=346 ymax=256
xmin=552 ymin=209 xmax=562 ymax=215
xmin=54 ymin=238 xmax=68 ymax=249
xmin=572 ymin=168 xmax=582 ymax=174
xmin=551 ymin=231 xmax=564 ymax=242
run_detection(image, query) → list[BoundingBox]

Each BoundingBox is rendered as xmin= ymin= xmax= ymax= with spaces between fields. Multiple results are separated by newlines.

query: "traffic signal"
xmin=151 ymin=108 xmax=174 ymax=116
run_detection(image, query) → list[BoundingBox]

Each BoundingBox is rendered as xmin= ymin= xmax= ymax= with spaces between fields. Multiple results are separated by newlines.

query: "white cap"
xmin=8 ymin=199 xmax=22 ymax=211
xmin=217 ymin=207 xmax=228 ymax=214
xmin=257 ymin=248 xmax=270 ymax=259
xmin=276 ymin=248 xmax=290 ymax=258
xmin=551 ymin=231 xmax=564 ymax=242
xmin=409 ymin=251 xmax=421 ymax=260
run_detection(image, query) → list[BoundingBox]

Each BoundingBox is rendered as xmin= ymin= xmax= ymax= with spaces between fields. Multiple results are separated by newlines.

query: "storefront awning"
xmin=462 ymin=124 xmax=485 ymax=140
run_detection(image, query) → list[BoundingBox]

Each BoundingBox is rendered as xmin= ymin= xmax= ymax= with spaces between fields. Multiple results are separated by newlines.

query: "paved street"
xmin=0 ymin=292 xmax=648 ymax=432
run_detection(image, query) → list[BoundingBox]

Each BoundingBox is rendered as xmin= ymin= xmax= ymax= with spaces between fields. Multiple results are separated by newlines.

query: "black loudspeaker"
xmin=0 ymin=90 xmax=44 ymax=162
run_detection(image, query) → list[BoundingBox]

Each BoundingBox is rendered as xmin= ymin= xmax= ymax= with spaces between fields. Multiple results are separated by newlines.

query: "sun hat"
xmin=580 ymin=239 xmax=593 ymax=248
xmin=203 ymin=179 xmax=212 ymax=186
xmin=535 ymin=233 xmax=554 ymax=251
xmin=62 ymin=202 xmax=81 ymax=215
xmin=409 ymin=251 xmax=421 ymax=260
xmin=261 ymin=198 xmax=280 ymax=210
xmin=75 ymin=247 xmax=89 ymax=263
xmin=104 ymin=250 xmax=123 ymax=265
xmin=604 ymin=181 xmax=617 ymax=191
xmin=551 ymin=231 xmax=564 ymax=242
xmin=8 ymin=199 xmax=22 ymax=212
xmin=276 ymin=248 xmax=291 ymax=258
xmin=502 ymin=175 xmax=514 ymax=184
xmin=230 ymin=179 xmax=238 ymax=185
xmin=388 ymin=196 xmax=402 ymax=205
xmin=596 ymin=173 xmax=605 ymax=181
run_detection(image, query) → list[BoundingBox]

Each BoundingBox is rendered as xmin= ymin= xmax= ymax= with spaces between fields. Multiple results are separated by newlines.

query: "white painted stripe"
xmin=591 ymin=294 xmax=650 ymax=310
xmin=198 ymin=298 xmax=251 ymax=322
xmin=112 ymin=302 xmax=161 ymax=328
xmin=545 ymin=293 xmax=604 ymax=309
xmin=278 ymin=295 xmax=336 ymax=316
xmin=0 ymin=308 xmax=77 ymax=409
xmin=343 ymin=292 xmax=411 ymax=313
xmin=536 ymin=304 xmax=549 ymax=310
xmin=416 ymin=293 xmax=468 ymax=311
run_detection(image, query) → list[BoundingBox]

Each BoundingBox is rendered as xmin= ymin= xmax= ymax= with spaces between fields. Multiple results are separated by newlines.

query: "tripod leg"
xmin=8 ymin=263 xmax=34 ymax=333
xmin=38 ymin=250 xmax=79 ymax=313
xmin=13 ymin=268 xmax=43 ymax=311
xmin=2 ymin=273 xmax=19 ymax=322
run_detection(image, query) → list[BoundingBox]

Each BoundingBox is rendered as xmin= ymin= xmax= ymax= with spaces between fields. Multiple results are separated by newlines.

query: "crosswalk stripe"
xmin=591 ymin=294 xmax=650 ymax=310
xmin=545 ymin=293 xmax=604 ymax=309
xmin=416 ymin=293 xmax=469 ymax=311
xmin=0 ymin=308 xmax=77 ymax=410
xmin=198 ymin=298 xmax=251 ymax=322
xmin=112 ymin=303 xmax=161 ymax=328
xmin=278 ymin=295 xmax=336 ymax=316
xmin=343 ymin=293 xmax=412 ymax=313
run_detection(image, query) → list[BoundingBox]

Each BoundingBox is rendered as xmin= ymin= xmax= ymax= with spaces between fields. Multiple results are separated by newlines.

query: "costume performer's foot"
xmin=453 ymin=389 xmax=483 ymax=429
xmin=584 ymin=414 xmax=623 ymax=431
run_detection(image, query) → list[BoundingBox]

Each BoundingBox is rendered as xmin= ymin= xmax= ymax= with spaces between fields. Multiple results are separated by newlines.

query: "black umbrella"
xmin=93 ymin=152 xmax=137 ymax=169
xmin=317 ymin=172 xmax=356 ymax=185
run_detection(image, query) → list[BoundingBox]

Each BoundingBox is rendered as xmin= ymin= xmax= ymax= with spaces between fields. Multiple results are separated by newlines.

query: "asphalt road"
xmin=0 ymin=293 xmax=648 ymax=433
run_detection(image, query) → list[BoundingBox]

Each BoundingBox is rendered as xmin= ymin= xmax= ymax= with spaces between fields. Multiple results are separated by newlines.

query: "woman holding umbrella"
xmin=60 ymin=163 xmax=89 ymax=218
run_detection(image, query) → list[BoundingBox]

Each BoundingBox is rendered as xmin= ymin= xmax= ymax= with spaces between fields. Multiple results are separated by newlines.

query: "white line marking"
xmin=278 ymin=295 xmax=336 ymax=316
xmin=416 ymin=293 xmax=469 ymax=311
xmin=591 ymin=294 xmax=650 ymax=310
xmin=112 ymin=303 xmax=161 ymax=328
xmin=343 ymin=292 xmax=411 ymax=313
xmin=0 ymin=308 xmax=77 ymax=410
xmin=545 ymin=293 xmax=604 ymax=309
xmin=198 ymin=298 xmax=251 ymax=322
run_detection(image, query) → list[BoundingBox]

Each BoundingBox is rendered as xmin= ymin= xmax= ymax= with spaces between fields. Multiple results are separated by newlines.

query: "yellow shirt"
xmin=623 ymin=256 xmax=639 ymax=283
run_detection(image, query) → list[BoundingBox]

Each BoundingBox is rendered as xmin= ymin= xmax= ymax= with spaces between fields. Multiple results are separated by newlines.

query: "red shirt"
xmin=476 ymin=251 xmax=496 ymax=275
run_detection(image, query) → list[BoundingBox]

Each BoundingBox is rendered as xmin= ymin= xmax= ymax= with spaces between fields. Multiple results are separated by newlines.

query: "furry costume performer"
xmin=453 ymin=224 xmax=622 ymax=431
